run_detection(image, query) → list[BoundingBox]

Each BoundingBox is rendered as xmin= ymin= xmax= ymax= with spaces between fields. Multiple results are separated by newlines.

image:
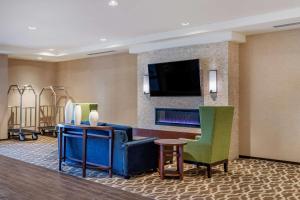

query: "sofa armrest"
xmin=121 ymin=137 xmax=158 ymax=177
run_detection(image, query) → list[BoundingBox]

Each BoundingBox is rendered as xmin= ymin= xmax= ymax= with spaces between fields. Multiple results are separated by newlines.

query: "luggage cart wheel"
xmin=53 ymin=131 xmax=58 ymax=138
xmin=19 ymin=133 xmax=25 ymax=141
xmin=32 ymin=133 xmax=38 ymax=140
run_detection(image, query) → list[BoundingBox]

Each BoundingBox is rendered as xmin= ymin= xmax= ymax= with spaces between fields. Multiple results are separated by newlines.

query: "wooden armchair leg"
xmin=207 ymin=165 xmax=212 ymax=178
xmin=224 ymin=161 xmax=228 ymax=173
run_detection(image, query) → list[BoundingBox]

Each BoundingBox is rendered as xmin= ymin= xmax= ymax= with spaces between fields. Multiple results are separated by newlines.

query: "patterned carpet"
xmin=0 ymin=136 xmax=299 ymax=200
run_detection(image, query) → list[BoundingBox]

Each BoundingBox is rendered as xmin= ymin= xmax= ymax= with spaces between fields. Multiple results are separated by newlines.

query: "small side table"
xmin=154 ymin=139 xmax=187 ymax=180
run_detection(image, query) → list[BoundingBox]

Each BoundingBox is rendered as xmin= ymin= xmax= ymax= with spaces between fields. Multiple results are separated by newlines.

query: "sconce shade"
xmin=143 ymin=75 xmax=150 ymax=94
xmin=209 ymin=70 xmax=217 ymax=93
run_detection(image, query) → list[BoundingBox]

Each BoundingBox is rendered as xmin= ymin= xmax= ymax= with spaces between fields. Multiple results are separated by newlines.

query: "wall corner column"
xmin=0 ymin=54 xmax=8 ymax=140
xmin=228 ymin=42 xmax=240 ymax=160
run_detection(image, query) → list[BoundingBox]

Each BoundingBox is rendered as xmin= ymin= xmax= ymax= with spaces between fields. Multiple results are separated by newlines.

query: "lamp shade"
xmin=209 ymin=70 xmax=217 ymax=93
xmin=143 ymin=75 xmax=150 ymax=94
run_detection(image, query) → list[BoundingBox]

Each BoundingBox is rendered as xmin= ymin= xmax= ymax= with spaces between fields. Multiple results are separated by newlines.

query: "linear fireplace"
xmin=155 ymin=108 xmax=200 ymax=128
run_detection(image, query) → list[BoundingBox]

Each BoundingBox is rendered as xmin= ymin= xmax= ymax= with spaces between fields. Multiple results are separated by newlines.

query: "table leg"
xmin=159 ymin=145 xmax=165 ymax=180
xmin=108 ymin=130 xmax=114 ymax=178
xmin=178 ymin=145 xmax=184 ymax=180
xmin=63 ymin=135 xmax=66 ymax=162
xmin=176 ymin=146 xmax=180 ymax=172
xmin=82 ymin=129 xmax=87 ymax=178
xmin=58 ymin=127 xmax=63 ymax=171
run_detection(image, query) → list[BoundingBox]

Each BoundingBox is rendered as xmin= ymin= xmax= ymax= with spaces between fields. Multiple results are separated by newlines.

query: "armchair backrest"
xmin=199 ymin=106 xmax=234 ymax=163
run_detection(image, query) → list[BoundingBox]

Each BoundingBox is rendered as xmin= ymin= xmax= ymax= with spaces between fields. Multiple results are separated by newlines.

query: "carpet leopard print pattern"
xmin=0 ymin=136 xmax=299 ymax=200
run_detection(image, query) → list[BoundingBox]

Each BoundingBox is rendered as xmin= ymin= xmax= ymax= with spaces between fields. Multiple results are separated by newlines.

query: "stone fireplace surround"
xmin=137 ymin=41 xmax=239 ymax=159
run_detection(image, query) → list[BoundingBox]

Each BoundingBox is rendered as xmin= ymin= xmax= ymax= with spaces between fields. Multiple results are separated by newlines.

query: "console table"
xmin=57 ymin=124 xmax=114 ymax=178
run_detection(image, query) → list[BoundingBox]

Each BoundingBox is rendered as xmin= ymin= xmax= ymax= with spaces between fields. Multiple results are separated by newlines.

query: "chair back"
xmin=199 ymin=106 xmax=234 ymax=163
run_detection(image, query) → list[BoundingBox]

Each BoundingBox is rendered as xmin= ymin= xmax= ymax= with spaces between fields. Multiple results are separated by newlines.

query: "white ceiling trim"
xmin=129 ymin=31 xmax=246 ymax=54
xmin=127 ymin=7 xmax=300 ymax=44
xmin=64 ymin=7 xmax=300 ymax=55
xmin=2 ymin=7 xmax=300 ymax=61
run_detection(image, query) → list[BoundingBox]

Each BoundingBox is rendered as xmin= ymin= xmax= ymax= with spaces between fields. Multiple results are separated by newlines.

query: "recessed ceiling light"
xmin=100 ymin=38 xmax=107 ymax=42
xmin=181 ymin=22 xmax=190 ymax=26
xmin=108 ymin=0 xmax=118 ymax=7
xmin=37 ymin=57 xmax=43 ymax=60
xmin=37 ymin=52 xmax=67 ymax=57
xmin=28 ymin=26 xmax=37 ymax=30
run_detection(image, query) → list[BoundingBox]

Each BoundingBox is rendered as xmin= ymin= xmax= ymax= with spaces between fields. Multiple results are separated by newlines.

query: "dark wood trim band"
xmin=239 ymin=155 xmax=300 ymax=165
xmin=133 ymin=128 xmax=198 ymax=139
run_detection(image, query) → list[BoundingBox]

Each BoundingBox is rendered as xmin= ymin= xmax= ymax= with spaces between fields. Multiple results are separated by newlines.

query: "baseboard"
xmin=239 ymin=155 xmax=300 ymax=165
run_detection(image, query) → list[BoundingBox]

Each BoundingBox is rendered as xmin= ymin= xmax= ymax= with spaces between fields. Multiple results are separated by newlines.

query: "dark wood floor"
xmin=0 ymin=155 xmax=151 ymax=200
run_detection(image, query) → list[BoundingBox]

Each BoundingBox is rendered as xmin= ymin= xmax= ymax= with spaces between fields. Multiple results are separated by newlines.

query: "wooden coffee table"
xmin=154 ymin=139 xmax=187 ymax=180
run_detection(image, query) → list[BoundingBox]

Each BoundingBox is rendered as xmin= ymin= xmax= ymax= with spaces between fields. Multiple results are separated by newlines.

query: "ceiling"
xmin=1 ymin=0 xmax=300 ymax=61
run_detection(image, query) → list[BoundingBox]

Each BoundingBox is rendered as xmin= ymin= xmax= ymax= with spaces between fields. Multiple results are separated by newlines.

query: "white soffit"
xmin=129 ymin=32 xmax=246 ymax=54
xmin=62 ymin=7 xmax=300 ymax=58
xmin=1 ymin=6 xmax=300 ymax=61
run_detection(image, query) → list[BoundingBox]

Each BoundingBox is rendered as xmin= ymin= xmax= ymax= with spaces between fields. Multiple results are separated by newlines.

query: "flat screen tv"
xmin=148 ymin=59 xmax=201 ymax=97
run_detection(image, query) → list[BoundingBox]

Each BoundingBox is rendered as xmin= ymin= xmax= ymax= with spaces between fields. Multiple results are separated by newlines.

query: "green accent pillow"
xmin=73 ymin=103 xmax=98 ymax=121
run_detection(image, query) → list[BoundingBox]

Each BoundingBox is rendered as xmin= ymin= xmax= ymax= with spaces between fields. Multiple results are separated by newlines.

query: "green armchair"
xmin=183 ymin=106 xmax=234 ymax=178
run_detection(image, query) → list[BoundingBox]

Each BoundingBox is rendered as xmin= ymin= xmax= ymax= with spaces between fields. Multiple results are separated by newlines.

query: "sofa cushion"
xmin=96 ymin=122 xmax=106 ymax=126
xmin=80 ymin=121 xmax=106 ymax=126
xmin=73 ymin=121 xmax=132 ymax=141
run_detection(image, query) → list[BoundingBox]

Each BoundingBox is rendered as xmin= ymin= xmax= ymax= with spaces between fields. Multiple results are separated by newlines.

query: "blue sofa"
xmin=60 ymin=122 xmax=158 ymax=178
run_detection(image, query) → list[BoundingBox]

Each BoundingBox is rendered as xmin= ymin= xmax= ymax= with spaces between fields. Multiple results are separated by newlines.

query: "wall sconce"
xmin=209 ymin=70 xmax=217 ymax=101
xmin=143 ymin=75 xmax=150 ymax=94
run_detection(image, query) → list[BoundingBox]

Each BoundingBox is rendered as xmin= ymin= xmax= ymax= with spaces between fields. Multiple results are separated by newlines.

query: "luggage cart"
xmin=38 ymin=86 xmax=69 ymax=137
xmin=7 ymin=84 xmax=39 ymax=141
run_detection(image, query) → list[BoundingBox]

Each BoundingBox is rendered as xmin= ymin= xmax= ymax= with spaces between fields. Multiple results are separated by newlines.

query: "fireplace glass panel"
xmin=155 ymin=108 xmax=200 ymax=128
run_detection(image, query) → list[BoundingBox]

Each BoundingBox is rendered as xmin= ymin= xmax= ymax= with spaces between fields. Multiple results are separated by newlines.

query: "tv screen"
xmin=148 ymin=59 xmax=201 ymax=96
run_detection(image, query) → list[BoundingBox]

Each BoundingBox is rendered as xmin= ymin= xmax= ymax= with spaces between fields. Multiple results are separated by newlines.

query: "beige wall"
xmin=7 ymin=53 xmax=137 ymax=129
xmin=8 ymin=59 xmax=57 ymax=92
xmin=56 ymin=53 xmax=137 ymax=126
xmin=7 ymin=59 xmax=57 ymax=133
xmin=0 ymin=55 xmax=8 ymax=139
xmin=240 ymin=29 xmax=300 ymax=162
